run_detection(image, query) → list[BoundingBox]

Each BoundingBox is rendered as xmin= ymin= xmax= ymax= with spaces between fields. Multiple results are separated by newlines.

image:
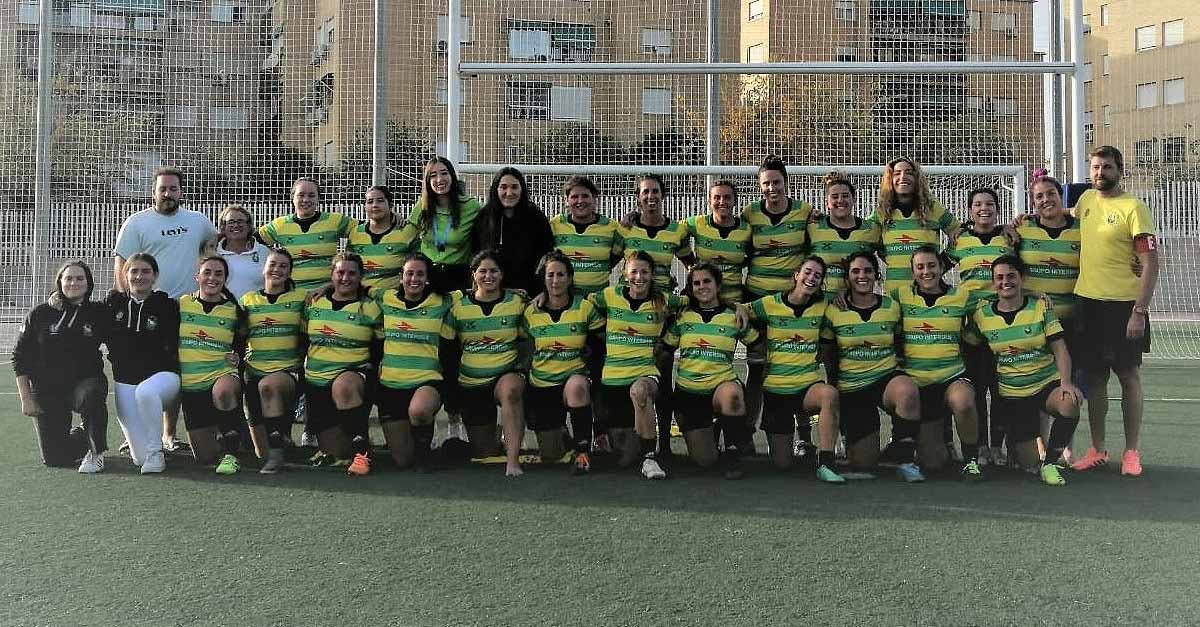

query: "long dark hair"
xmin=416 ymin=157 xmax=466 ymax=233
xmin=469 ymin=249 xmax=506 ymax=294
xmin=623 ymin=250 xmax=666 ymax=316
xmin=49 ymin=260 xmax=95 ymax=308
xmin=683 ymin=262 xmax=723 ymax=308
xmin=478 ymin=167 xmax=537 ymax=250
xmin=535 ymin=250 xmax=575 ymax=304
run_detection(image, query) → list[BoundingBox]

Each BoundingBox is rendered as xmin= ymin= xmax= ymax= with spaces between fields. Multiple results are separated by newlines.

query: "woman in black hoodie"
xmin=14 ymin=261 xmax=110 ymax=471
xmin=473 ymin=167 xmax=554 ymax=296
xmin=104 ymin=253 xmax=181 ymax=474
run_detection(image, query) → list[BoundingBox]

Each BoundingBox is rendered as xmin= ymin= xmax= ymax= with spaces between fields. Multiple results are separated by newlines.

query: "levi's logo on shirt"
xmin=160 ymin=226 xmax=190 ymax=237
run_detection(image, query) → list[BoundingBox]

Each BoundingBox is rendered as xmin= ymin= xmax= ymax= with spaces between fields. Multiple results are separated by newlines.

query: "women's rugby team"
xmin=14 ymin=155 xmax=1089 ymax=486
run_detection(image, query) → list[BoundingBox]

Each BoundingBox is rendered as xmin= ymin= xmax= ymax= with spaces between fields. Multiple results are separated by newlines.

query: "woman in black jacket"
xmin=14 ymin=261 xmax=110 ymax=471
xmin=105 ymin=253 xmax=181 ymax=474
xmin=473 ymin=167 xmax=554 ymax=296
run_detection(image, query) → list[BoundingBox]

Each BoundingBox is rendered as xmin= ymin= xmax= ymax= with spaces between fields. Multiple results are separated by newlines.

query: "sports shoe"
xmin=78 ymin=450 xmax=104 ymax=474
xmin=140 ymin=450 xmax=165 ymax=474
xmin=298 ymin=431 xmax=319 ymax=449
xmin=347 ymin=452 xmax=371 ymax=476
xmin=119 ymin=440 xmax=131 ymax=456
xmin=309 ymin=451 xmax=336 ymax=467
xmin=259 ymin=448 xmax=285 ymax=474
xmin=640 ymin=456 xmax=667 ymax=480
xmin=897 ymin=462 xmax=925 ymax=483
xmin=215 ymin=454 xmax=240 ymax=475
xmin=445 ymin=419 xmax=468 ymax=442
xmin=1120 ymin=449 xmax=1143 ymax=477
xmin=163 ymin=436 xmax=189 ymax=453
xmin=816 ymin=464 xmax=846 ymax=484
xmin=592 ymin=434 xmax=612 ymax=453
xmin=571 ymin=452 xmax=591 ymax=476
xmin=1040 ymin=463 xmax=1067 ymax=486
xmin=1071 ymin=447 xmax=1109 ymax=472
xmin=961 ymin=460 xmax=984 ymax=482
xmin=990 ymin=446 xmax=1008 ymax=467
xmin=793 ymin=439 xmax=816 ymax=466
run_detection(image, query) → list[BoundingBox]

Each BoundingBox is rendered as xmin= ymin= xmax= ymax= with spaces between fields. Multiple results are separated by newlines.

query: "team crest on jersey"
xmin=1071 ymin=243 xmax=1080 ymax=250
xmin=844 ymin=327 xmax=855 ymax=335
xmin=146 ymin=316 xmax=158 ymax=330
xmin=251 ymin=252 xmax=260 ymax=263
xmin=115 ymin=310 xmax=125 ymax=322
xmin=569 ymin=324 xmax=578 ymax=332
xmin=1024 ymin=326 xmax=1033 ymax=334
xmin=941 ymin=307 xmax=950 ymax=314
xmin=348 ymin=314 xmax=356 ymax=321
xmin=592 ymin=238 xmax=601 ymax=244
xmin=880 ymin=324 xmax=889 ymax=331
xmin=218 ymin=319 xmax=227 ymax=326
xmin=1107 ymin=213 xmax=1118 ymax=225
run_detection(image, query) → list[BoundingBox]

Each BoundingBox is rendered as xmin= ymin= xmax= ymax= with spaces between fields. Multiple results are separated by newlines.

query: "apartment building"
xmin=1080 ymin=0 xmax=1198 ymax=178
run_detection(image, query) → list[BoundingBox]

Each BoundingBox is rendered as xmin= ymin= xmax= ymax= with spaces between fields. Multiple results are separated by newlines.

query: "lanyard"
xmin=433 ymin=212 xmax=452 ymax=252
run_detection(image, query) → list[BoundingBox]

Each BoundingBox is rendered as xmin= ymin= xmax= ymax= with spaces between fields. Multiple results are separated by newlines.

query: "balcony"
xmin=869 ymin=0 xmax=969 ymax=38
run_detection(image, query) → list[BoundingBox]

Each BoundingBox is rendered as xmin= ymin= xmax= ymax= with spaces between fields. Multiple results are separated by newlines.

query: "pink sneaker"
xmin=1120 ymin=449 xmax=1143 ymax=477
xmin=1071 ymin=447 xmax=1109 ymax=471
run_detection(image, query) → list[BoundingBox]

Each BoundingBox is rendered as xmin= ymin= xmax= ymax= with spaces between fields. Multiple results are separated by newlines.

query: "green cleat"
xmin=816 ymin=464 xmax=846 ymax=484
xmin=215 ymin=454 xmax=240 ymax=475
xmin=1040 ymin=463 xmax=1067 ymax=486
xmin=961 ymin=460 xmax=985 ymax=482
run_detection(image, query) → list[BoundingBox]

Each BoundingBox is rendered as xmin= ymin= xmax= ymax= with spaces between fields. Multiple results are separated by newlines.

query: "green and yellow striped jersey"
xmin=664 ymin=306 xmax=759 ymax=394
xmin=589 ymin=286 xmax=684 ymax=386
xmin=821 ymin=296 xmax=902 ymax=392
xmin=745 ymin=293 xmax=829 ymax=394
xmin=178 ymin=294 xmax=241 ymax=392
xmin=892 ymin=283 xmax=979 ymax=387
xmin=240 ymin=289 xmax=306 ymax=377
xmin=971 ymin=295 xmax=1064 ymax=398
xmin=878 ymin=201 xmax=960 ymax=293
xmin=946 ymin=226 xmax=1014 ymax=296
xmin=1016 ymin=216 xmax=1081 ymax=321
xmin=446 ymin=289 xmax=527 ymax=388
xmin=257 ymin=212 xmax=354 ymax=290
xmin=615 ymin=217 xmax=690 ymax=292
xmin=744 ymin=198 xmax=813 ymax=296
xmin=347 ymin=217 xmax=419 ymax=292
xmin=408 ymin=197 xmax=483 ymax=266
xmin=521 ymin=295 xmax=605 ymax=388
xmin=303 ymin=295 xmax=383 ymax=387
xmin=377 ymin=290 xmax=454 ymax=390
xmin=549 ymin=213 xmax=620 ymax=295
xmin=806 ymin=216 xmax=883 ymax=294
xmin=684 ymin=214 xmax=752 ymax=303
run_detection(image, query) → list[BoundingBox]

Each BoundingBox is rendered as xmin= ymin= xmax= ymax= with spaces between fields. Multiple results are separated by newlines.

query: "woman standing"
xmin=240 ymin=248 xmax=307 ymax=473
xmin=873 ymin=157 xmax=961 ymax=294
xmin=662 ymin=264 xmax=758 ymax=479
xmin=521 ymin=251 xmax=605 ymax=474
xmin=475 ymin=167 xmax=554 ymax=295
xmin=410 ymin=157 xmax=485 ymax=294
xmin=970 ymin=255 xmax=1082 ymax=485
xmin=823 ymin=252 xmax=925 ymax=481
xmin=104 ymin=253 xmax=180 ymax=474
xmin=445 ymin=250 xmax=529 ymax=477
xmin=376 ymin=253 xmax=455 ymax=472
xmin=216 ymin=204 xmax=271 ymax=300
xmin=178 ymin=256 xmax=246 ymax=474
xmin=303 ymin=253 xmax=383 ymax=475
xmin=806 ymin=172 xmax=882 ymax=294
xmin=736 ymin=257 xmax=843 ymax=482
xmin=348 ymin=185 xmax=419 ymax=294
xmin=590 ymin=251 xmax=685 ymax=480
xmin=685 ymin=180 xmax=752 ymax=305
xmin=14 ymin=261 xmax=109 ymax=472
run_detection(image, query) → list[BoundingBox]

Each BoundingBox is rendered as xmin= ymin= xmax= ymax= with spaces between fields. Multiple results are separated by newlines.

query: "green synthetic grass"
xmin=2 ymin=362 xmax=1199 ymax=627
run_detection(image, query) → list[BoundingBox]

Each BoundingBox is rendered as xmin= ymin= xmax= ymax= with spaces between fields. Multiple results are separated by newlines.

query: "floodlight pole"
xmin=704 ymin=0 xmax=719 ymax=189
xmin=33 ymin=0 xmax=54 ymax=303
xmin=371 ymin=0 xmax=387 ymax=185
xmin=445 ymin=0 xmax=463 ymax=164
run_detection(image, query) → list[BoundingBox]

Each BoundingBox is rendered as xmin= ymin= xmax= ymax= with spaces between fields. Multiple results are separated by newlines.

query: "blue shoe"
xmin=816 ymin=464 xmax=846 ymax=484
xmin=897 ymin=462 xmax=925 ymax=483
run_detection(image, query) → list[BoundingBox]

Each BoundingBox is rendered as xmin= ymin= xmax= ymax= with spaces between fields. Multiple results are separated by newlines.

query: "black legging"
xmin=31 ymin=377 xmax=108 ymax=466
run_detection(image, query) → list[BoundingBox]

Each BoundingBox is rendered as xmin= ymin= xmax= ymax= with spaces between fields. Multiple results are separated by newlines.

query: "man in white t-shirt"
xmin=113 ymin=167 xmax=218 ymax=299
xmin=112 ymin=167 xmax=218 ymax=452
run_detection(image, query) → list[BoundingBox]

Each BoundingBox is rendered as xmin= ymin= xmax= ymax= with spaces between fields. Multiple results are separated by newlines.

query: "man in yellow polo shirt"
xmin=1070 ymin=146 xmax=1160 ymax=477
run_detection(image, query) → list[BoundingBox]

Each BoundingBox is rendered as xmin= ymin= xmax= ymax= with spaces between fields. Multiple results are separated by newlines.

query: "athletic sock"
xmin=220 ymin=430 xmax=240 ymax=455
xmin=337 ymin=405 xmax=369 ymax=451
xmin=817 ymin=450 xmax=837 ymax=468
xmin=961 ymin=442 xmax=980 ymax=463
xmin=717 ymin=413 xmax=747 ymax=455
xmin=1045 ymin=411 xmax=1079 ymax=465
xmin=568 ymin=405 xmax=593 ymax=453
xmin=795 ymin=422 xmax=813 ymax=444
xmin=892 ymin=418 xmax=920 ymax=464
xmin=267 ymin=429 xmax=285 ymax=449
xmin=640 ymin=437 xmax=657 ymax=459
xmin=942 ymin=415 xmax=955 ymax=446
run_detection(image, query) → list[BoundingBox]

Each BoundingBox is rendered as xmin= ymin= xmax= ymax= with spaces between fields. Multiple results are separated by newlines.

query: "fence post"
xmin=371 ymin=0 xmax=388 ymax=185
xmin=704 ymin=0 xmax=719 ymax=190
xmin=445 ymin=0 xmax=463 ymax=164
xmin=32 ymin=0 xmax=55 ymax=305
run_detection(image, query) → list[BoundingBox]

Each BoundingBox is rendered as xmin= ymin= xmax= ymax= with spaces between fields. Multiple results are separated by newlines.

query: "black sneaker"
xmin=720 ymin=450 xmax=744 ymax=480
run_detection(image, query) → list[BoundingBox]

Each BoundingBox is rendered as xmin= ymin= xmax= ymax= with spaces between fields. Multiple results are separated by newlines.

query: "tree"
xmin=520 ymin=123 xmax=627 ymax=165
xmin=328 ymin=121 xmax=433 ymax=204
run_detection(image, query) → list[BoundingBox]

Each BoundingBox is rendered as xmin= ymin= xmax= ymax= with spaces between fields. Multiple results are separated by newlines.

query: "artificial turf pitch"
xmin=1 ymin=362 xmax=1198 ymax=627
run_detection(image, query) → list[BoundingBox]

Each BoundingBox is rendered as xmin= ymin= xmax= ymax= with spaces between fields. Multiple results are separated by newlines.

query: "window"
xmin=835 ymin=46 xmax=857 ymax=62
xmin=506 ymin=81 xmax=551 ymax=119
xmin=166 ymin=105 xmax=201 ymax=128
xmin=992 ymin=98 xmax=1017 ymax=115
xmin=1135 ymin=140 xmax=1156 ymax=166
xmin=95 ymin=12 xmax=126 ymax=29
xmin=967 ymin=10 xmax=981 ymax=31
xmin=211 ymin=0 xmax=241 ymax=24
xmin=509 ymin=29 xmax=550 ymax=58
xmin=1165 ymin=78 xmax=1185 ymax=105
xmin=317 ymin=141 xmax=335 ymax=168
xmin=437 ymin=15 xmax=474 ymax=48
xmin=641 ymin=29 xmax=672 ymax=55
xmin=1136 ymin=81 xmax=1158 ymax=108
xmin=1164 ymin=20 xmax=1184 ymax=47
xmin=209 ymin=107 xmax=249 ymax=130
xmin=1103 ymin=105 xmax=1112 ymax=126
xmin=1082 ymin=62 xmax=1093 ymax=82
xmin=1083 ymin=111 xmax=1094 ymax=143
xmin=312 ymin=17 xmax=334 ymax=64
xmin=508 ymin=20 xmax=595 ymax=62
xmin=1136 ymin=25 xmax=1156 ymax=51
xmin=965 ymin=96 xmax=984 ymax=110
xmin=642 ymin=88 xmax=672 ymax=115
xmin=1102 ymin=54 xmax=1110 ymax=76
xmin=1164 ymin=136 xmax=1187 ymax=164
xmin=551 ymin=86 xmax=592 ymax=121
xmin=17 ymin=2 xmax=37 ymax=24
xmin=747 ymin=43 xmax=766 ymax=63
xmin=991 ymin=12 xmax=1016 ymax=35
xmin=748 ymin=0 xmax=764 ymax=21
xmin=1100 ymin=5 xmax=1109 ymax=26
xmin=834 ymin=0 xmax=856 ymax=22
xmin=436 ymin=79 xmax=447 ymax=105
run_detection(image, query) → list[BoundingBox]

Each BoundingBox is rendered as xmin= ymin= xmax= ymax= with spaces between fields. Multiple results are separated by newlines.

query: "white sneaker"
xmin=446 ymin=420 xmax=468 ymax=442
xmin=162 ymin=436 xmax=189 ymax=453
xmin=259 ymin=448 xmax=286 ymax=474
xmin=298 ymin=431 xmax=319 ymax=448
xmin=977 ymin=447 xmax=992 ymax=467
xmin=140 ymin=450 xmax=166 ymax=474
xmin=78 ymin=451 xmax=104 ymax=474
xmin=990 ymin=446 xmax=1008 ymax=467
xmin=640 ymin=457 xmax=667 ymax=480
